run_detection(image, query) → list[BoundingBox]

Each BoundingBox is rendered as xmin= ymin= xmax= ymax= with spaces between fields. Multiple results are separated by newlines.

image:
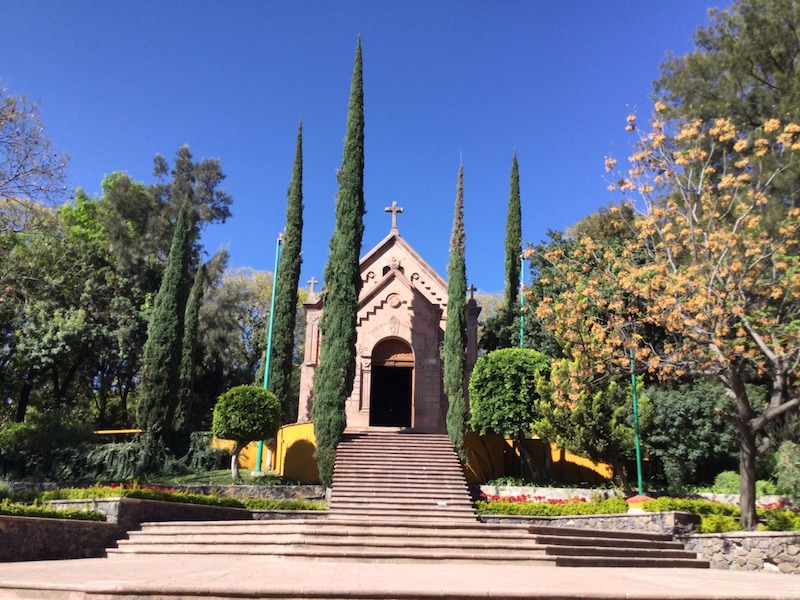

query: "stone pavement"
xmin=1 ymin=554 xmax=799 ymax=599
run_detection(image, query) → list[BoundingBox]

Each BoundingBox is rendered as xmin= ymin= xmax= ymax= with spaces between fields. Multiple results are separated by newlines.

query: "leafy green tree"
xmin=655 ymin=0 xmax=800 ymax=129
xmin=312 ymin=40 xmax=366 ymax=486
xmin=535 ymin=361 xmax=647 ymax=490
xmin=774 ymin=441 xmax=800 ymax=496
xmin=151 ymin=145 xmax=233 ymax=229
xmin=198 ymin=262 xmax=275 ymax=427
xmin=269 ymin=122 xmax=304 ymax=423
xmin=137 ymin=200 xmax=193 ymax=471
xmin=469 ymin=348 xmax=550 ymax=479
xmin=444 ymin=163 xmax=468 ymax=461
xmin=654 ymin=0 xmax=800 ymax=213
xmin=644 ymin=381 xmax=738 ymax=490
xmin=211 ymin=385 xmax=281 ymax=482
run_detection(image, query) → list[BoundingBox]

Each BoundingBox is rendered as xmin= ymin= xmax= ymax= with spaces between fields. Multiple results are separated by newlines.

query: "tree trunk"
xmin=16 ymin=380 xmax=32 ymax=423
xmin=231 ymin=441 xmax=244 ymax=483
xmin=739 ymin=426 xmax=759 ymax=531
xmin=612 ymin=459 xmax=631 ymax=493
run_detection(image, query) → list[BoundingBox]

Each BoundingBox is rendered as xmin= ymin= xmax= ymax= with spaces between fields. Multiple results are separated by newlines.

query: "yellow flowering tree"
xmin=537 ymin=110 xmax=800 ymax=529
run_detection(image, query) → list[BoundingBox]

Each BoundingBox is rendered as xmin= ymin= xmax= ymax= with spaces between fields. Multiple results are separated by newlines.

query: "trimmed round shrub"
xmin=468 ymin=348 xmax=551 ymax=440
xmin=212 ymin=385 xmax=281 ymax=481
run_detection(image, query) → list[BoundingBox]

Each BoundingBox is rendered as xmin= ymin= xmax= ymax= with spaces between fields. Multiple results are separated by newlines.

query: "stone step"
xmin=120 ymin=533 xmax=547 ymax=551
xmin=110 ymin=544 xmax=558 ymax=565
xmin=111 ymin=518 xmax=708 ymax=568
xmin=528 ymin=524 xmax=675 ymax=543
xmin=553 ymin=555 xmax=709 ymax=569
xmin=542 ymin=544 xmax=699 ymax=560
xmin=330 ymin=492 xmax=472 ymax=502
xmin=331 ymin=471 xmax=467 ymax=481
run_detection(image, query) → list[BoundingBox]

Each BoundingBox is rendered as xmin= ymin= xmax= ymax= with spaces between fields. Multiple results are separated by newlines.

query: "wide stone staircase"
xmin=109 ymin=429 xmax=708 ymax=568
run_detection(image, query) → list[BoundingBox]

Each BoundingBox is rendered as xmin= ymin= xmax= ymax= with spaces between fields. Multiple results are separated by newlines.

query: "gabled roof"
xmin=358 ymin=231 xmax=448 ymax=309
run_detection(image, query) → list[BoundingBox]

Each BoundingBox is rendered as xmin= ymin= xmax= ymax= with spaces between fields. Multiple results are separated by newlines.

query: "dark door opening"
xmin=369 ymin=365 xmax=412 ymax=427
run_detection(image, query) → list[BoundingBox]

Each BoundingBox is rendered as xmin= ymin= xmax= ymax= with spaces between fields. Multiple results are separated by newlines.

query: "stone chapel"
xmin=296 ymin=202 xmax=481 ymax=433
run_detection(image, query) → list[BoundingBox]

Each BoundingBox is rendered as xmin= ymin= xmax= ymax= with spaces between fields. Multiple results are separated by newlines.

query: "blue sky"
xmin=1 ymin=1 xmax=725 ymax=293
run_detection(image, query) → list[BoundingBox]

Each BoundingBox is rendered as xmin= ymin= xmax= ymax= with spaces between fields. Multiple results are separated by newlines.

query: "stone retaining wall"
xmin=480 ymin=511 xmax=700 ymax=536
xmin=0 ymin=515 xmax=123 ymax=562
xmin=682 ymin=532 xmax=800 ymax=575
xmin=48 ymin=497 xmax=254 ymax=531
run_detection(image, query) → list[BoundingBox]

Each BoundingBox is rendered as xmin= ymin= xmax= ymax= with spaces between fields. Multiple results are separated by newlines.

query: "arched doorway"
xmin=369 ymin=339 xmax=413 ymax=427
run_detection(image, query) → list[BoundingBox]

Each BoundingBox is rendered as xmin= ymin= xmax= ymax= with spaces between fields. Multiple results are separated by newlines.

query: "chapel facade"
xmin=296 ymin=203 xmax=481 ymax=433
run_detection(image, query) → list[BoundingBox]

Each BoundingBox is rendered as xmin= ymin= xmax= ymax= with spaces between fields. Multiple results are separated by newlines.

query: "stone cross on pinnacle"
xmin=385 ymin=201 xmax=404 ymax=231
xmin=307 ymin=276 xmax=319 ymax=295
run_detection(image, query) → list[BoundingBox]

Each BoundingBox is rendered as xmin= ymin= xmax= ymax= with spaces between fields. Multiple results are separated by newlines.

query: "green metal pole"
xmin=255 ymin=233 xmax=283 ymax=473
xmin=630 ymin=347 xmax=644 ymax=495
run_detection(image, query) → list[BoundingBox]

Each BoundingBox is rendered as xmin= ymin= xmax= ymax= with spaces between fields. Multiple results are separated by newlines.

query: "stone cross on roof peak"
xmin=307 ymin=276 xmax=319 ymax=295
xmin=467 ymin=283 xmax=477 ymax=301
xmin=385 ymin=201 xmax=404 ymax=231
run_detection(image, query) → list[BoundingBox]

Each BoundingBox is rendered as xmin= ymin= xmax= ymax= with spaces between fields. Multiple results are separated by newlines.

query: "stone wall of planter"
xmin=479 ymin=511 xmax=700 ymax=536
xmin=682 ymin=532 xmax=800 ymax=575
xmin=47 ymin=497 xmax=253 ymax=531
xmin=0 ymin=515 xmax=123 ymax=562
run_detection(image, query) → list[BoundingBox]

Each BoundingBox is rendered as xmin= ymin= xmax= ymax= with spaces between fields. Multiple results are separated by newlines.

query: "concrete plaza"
xmin=1 ymin=554 xmax=799 ymax=599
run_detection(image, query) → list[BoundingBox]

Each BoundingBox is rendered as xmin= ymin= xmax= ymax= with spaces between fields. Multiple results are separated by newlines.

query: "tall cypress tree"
xmin=176 ymin=262 xmax=205 ymax=431
xmin=137 ymin=199 xmax=193 ymax=470
xmin=444 ymin=163 xmax=468 ymax=461
xmin=269 ymin=121 xmax=304 ymax=423
xmin=312 ymin=40 xmax=365 ymax=486
xmin=504 ymin=151 xmax=522 ymax=324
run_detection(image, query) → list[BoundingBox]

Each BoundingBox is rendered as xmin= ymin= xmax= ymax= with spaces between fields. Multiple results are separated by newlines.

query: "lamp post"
xmin=254 ymin=233 xmax=283 ymax=474
xmin=630 ymin=347 xmax=644 ymax=496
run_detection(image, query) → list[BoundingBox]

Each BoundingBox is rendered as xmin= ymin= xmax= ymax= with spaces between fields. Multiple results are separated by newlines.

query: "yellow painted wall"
xmin=463 ymin=432 xmax=613 ymax=485
xmin=274 ymin=422 xmax=319 ymax=483
xmin=211 ymin=438 xmax=266 ymax=471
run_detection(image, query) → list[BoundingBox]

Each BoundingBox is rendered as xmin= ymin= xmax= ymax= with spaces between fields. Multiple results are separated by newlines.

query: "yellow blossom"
xmin=764 ymin=118 xmax=781 ymax=133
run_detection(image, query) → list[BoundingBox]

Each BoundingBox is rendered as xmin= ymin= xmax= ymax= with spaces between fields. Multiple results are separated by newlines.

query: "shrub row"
xmin=475 ymin=496 xmax=628 ymax=516
xmin=39 ymin=484 xmax=328 ymax=512
xmin=0 ymin=499 xmax=106 ymax=522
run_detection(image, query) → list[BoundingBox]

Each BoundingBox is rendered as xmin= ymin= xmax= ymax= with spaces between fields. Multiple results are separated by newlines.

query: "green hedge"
xmin=475 ymin=497 xmax=628 ymax=516
xmin=41 ymin=484 xmax=244 ymax=508
xmin=244 ymin=498 xmax=327 ymax=511
xmin=0 ymin=499 xmax=105 ymax=522
xmin=40 ymin=484 xmax=327 ymax=511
